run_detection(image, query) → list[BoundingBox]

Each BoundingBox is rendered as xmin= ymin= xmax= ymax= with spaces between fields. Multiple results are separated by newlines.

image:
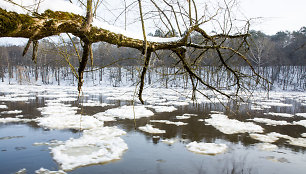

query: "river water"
xmin=0 ymin=84 xmax=305 ymax=174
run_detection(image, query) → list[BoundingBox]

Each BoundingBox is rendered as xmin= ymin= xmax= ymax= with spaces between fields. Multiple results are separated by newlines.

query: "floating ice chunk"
xmin=256 ymin=143 xmax=278 ymax=151
xmin=176 ymin=115 xmax=190 ymax=119
xmin=93 ymin=113 xmax=116 ymax=122
xmin=0 ymin=117 xmax=32 ymax=123
xmin=138 ymin=124 xmax=166 ymax=134
xmin=293 ymin=120 xmax=306 ymax=128
xmin=15 ymin=168 xmax=27 ymax=174
xmin=102 ymin=105 xmax=154 ymax=119
xmin=36 ymin=115 xmax=103 ymax=130
xmin=176 ymin=114 xmax=195 ymax=120
xmin=148 ymin=105 xmax=177 ymax=113
xmin=150 ymin=120 xmax=188 ymax=126
xmin=0 ymin=105 xmax=8 ymax=109
xmin=205 ymin=114 xmax=263 ymax=134
xmin=1 ymin=110 xmax=22 ymax=114
xmin=250 ymin=133 xmax=279 ymax=143
xmin=251 ymin=118 xmax=291 ymax=126
xmin=302 ymin=133 xmax=306 ymax=137
xmin=264 ymin=112 xmax=294 ymax=118
xmin=51 ymin=126 xmax=127 ymax=171
xmin=161 ymin=138 xmax=178 ymax=145
xmin=33 ymin=140 xmax=64 ymax=147
xmin=287 ymin=138 xmax=306 ymax=148
xmin=35 ymin=167 xmax=67 ymax=174
xmin=198 ymin=119 xmax=204 ymax=122
xmin=38 ymin=103 xmax=78 ymax=117
xmin=295 ymin=113 xmax=306 ymax=118
xmin=186 ymin=141 xmax=228 ymax=155
xmin=80 ymin=102 xmax=113 ymax=107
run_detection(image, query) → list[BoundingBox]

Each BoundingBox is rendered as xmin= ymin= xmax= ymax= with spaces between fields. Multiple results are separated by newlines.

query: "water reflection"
xmin=0 ymin=87 xmax=305 ymax=174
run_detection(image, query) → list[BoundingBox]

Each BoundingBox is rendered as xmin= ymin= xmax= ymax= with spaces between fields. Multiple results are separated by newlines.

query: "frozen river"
xmin=0 ymin=84 xmax=305 ymax=174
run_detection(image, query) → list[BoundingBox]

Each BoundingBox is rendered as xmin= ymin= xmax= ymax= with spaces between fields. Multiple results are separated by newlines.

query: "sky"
xmin=0 ymin=0 xmax=305 ymax=45
xmin=239 ymin=0 xmax=306 ymax=34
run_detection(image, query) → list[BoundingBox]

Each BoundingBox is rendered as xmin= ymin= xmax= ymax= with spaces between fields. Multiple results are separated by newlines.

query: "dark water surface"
xmin=0 ymin=86 xmax=305 ymax=174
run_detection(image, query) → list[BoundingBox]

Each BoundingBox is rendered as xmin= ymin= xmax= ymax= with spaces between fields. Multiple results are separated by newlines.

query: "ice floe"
xmin=92 ymin=112 xmax=116 ymax=122
xmin=102 ymin=105 xmax=154 ymax=119
xmin=161 ymin=138 xmax=178 ymax=145
xmin=150 ymin=120 xmax=188 ymax=126
xmin=295 ymin=113 xmax=306 ymax=118
xmin=138 ymin=124 xmax=166 ymax=134
xmin=0 ymin=104 xmax=8 ymax=109
xmin=293 ymin=120 xmax=306 ymax=128
xmin=35 ymin=167 xmax=67 ymax=174
xmin=80 ymin=102 xmax=113 ymax=107
xmin=0 ymin=117 xmax=32 ymax=123
xmin=51 ymin=126 xmax=127 ymax=171
xmin=301 ymin=133 xmax=306 ymax=137
xmin=250 ymin=118 xmax=291 ymax=126
xmin=36 ymin=115 xmax=103 ymax=130
xmin=147 ymin=105 xmax=177 ymax=113
xmin=205 ymin=114 xmax=263 ymax=134
xmin=250 ymin=133 xmax=280 ymax=143
xmin=33 ymin=140 xmax=64 ymax=147
xmin=186 ymin=141 xmax=228 ymax=155
xmin=176 ymin=113 xmax=196 ymax=120
xmin=287 ymin=138 xmax=306 ymax=148
xmin=264 ymin=112 xmax=294 ymax=118
xmin=15 ymin=168 xmax=27 ymax=174
xmin=256 ymin=143 xmax=278 ymax=151
xmin=1 ymin=110 xmax=22 ymax=114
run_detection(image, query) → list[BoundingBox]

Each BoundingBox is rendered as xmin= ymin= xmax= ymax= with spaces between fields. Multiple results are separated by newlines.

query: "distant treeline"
xmin=0 ymin=27 xmax=305 ymax=69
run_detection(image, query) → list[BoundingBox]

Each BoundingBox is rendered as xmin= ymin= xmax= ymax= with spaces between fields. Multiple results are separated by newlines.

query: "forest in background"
xmin=0 ymin=27 xmax=305 ymax=91
xmin=0 ymin=27 xmax=305 ymax=68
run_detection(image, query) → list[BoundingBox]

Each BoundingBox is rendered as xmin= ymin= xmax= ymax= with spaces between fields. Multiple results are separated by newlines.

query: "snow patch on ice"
xmin=138 ymin=124 xmax=166 ymax=134
xmin=205 ymin=114 xmax=263 ymax=134
xmin=186 ymin=141 xmax=228 ymax=155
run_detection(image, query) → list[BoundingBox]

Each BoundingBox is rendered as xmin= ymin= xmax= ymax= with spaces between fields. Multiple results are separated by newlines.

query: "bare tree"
xmin=0 ymin=0 xmax=265 ymax=102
